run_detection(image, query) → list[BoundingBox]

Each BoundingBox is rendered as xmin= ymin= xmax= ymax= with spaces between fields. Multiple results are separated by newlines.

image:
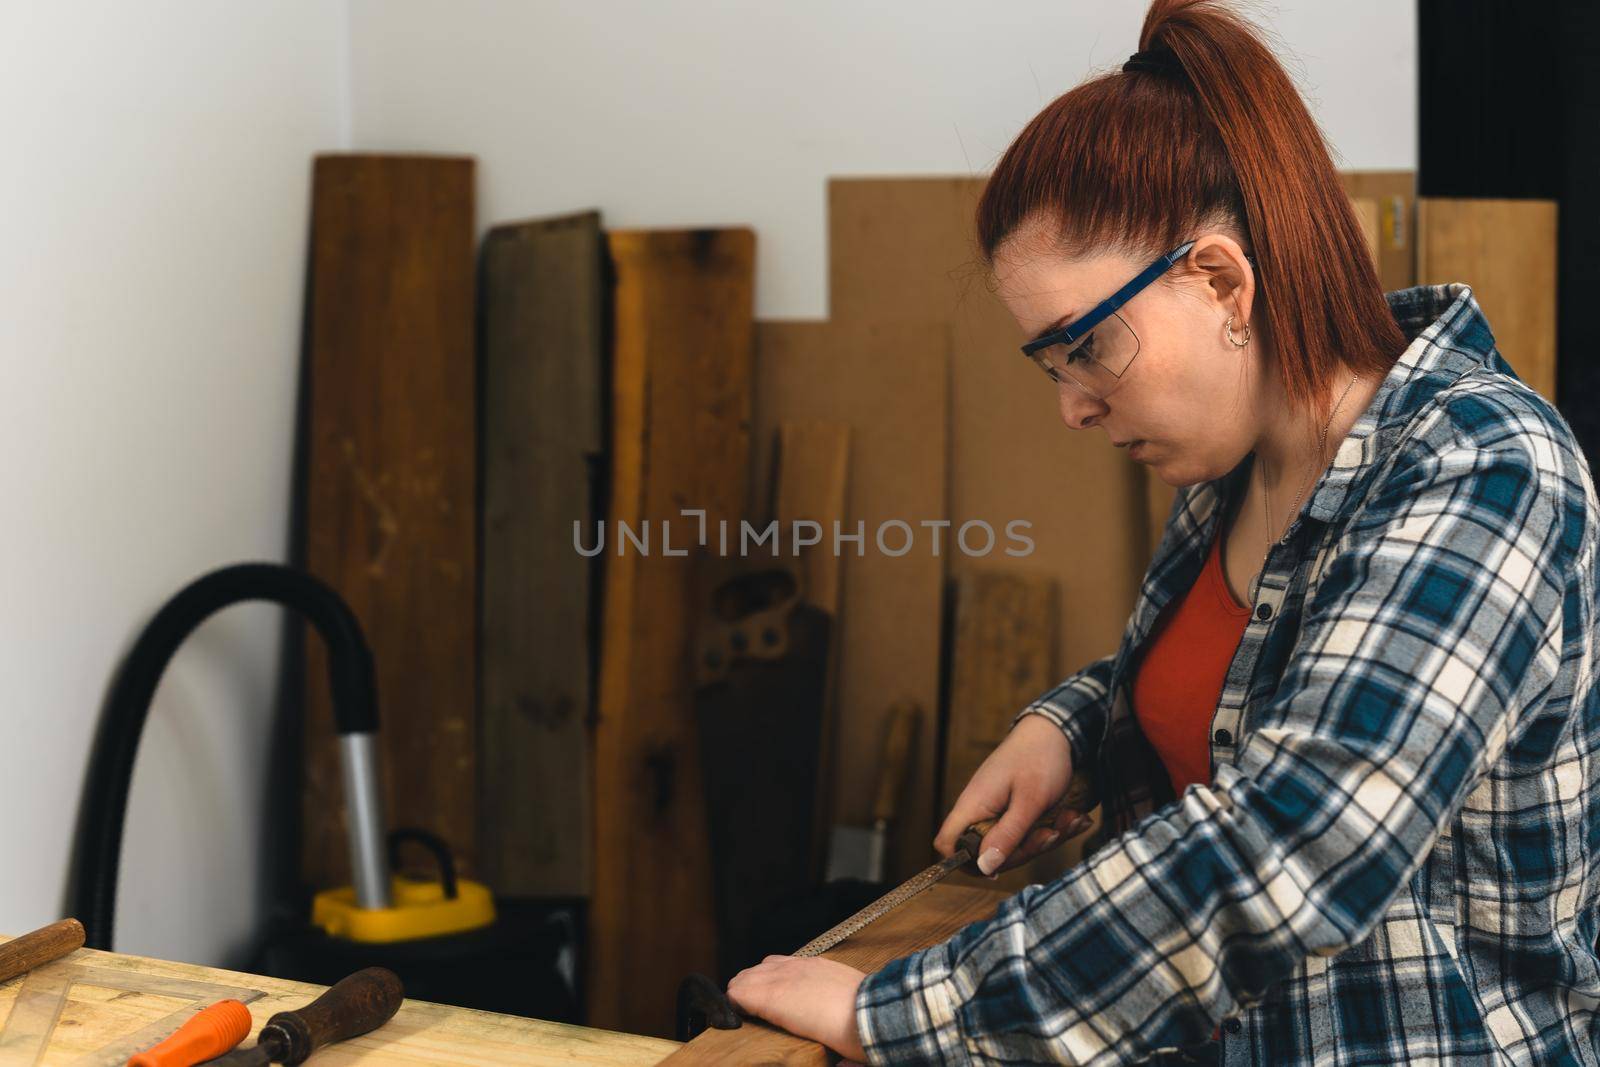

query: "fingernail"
xmin=977 ymin=847 xmax=1004 ymax=876
xmin=1041 ymin=831 xmax=1061 ymax=848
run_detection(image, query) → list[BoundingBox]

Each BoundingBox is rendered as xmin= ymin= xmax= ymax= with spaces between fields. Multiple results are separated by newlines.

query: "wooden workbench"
xmin=0 ymin=882 xmax=1012 ymax=1065
xmin=0 ymin=937 xmax=677 ymax=1065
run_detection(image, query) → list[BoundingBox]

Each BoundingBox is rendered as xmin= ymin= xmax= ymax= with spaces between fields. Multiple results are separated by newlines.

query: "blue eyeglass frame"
xmin=1020 ymin=239 xmax=1198 ymax=360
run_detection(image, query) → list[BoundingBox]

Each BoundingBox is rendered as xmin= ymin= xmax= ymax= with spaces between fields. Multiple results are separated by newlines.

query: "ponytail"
xmin=976 ymin=0 xmax=1405 ymax=419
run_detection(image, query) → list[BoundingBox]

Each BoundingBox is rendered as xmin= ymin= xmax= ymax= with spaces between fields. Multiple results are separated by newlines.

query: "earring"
xmin=1225 ymin=315 xmax=1251 ymax=347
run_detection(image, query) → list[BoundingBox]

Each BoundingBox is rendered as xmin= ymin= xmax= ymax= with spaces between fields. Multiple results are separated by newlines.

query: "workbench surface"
xmin=2 ymin=880 xmax=1015 ymax=1064
xmin=0 ymin=935 xmax=679 ymax=1066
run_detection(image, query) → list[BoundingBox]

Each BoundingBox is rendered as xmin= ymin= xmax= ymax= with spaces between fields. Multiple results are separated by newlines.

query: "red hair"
xmin=976 ymin=0 xmax=1406 ymax=418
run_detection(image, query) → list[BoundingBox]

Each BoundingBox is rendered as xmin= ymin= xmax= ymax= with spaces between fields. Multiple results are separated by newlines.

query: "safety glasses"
xmin=1020 ymin=239 xmax=1197 ymax=399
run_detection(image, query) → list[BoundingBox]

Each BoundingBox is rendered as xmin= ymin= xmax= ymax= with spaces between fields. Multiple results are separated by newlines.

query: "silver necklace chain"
xmin=1248 ymin=371 xmax=1360 ymax=602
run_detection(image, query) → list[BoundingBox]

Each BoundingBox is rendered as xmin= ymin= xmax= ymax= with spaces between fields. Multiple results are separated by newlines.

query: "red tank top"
xmin=1132 ymin=520 xmax=1252 ymax=796
xmin=1133 ymin=521 xmax=1251 ymax=1044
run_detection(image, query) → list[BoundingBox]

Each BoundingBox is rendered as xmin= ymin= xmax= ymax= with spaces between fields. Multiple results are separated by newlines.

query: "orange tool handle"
xmin=127 ymin=999 xmax=252 ymax=1067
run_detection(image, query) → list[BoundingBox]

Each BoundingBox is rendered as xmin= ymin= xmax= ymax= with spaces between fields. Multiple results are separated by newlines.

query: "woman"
xmin=726 ymin=0 xmax=1600 ymax=1063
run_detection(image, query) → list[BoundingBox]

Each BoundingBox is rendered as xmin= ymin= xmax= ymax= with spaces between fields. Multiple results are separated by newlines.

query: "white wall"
xmin=0 ymin=1 xmax=1413 ymax=968
xmin=346 ymin=0 xmax=1416 ymax=320
xmin=0 ymin=2 xmax=346 ymax=967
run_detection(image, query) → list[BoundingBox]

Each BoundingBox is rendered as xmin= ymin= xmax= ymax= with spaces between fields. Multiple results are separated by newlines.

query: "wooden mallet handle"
xmin=0 ymin=918 xmax=85 ymax=985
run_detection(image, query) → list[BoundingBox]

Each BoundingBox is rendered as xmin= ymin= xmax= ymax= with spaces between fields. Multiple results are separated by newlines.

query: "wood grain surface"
xmin=301 ymin=154 xmax=479 ymax=889
xmin=588 ymin=228 xmax=756 ymax=1039
xmin=1417 ymin=197 xmax=1558 ymax=402
xmin=478 ymin=210 xmax=605 ymax=898
xmin=0 ymin=935 xmax=677 ymax=1066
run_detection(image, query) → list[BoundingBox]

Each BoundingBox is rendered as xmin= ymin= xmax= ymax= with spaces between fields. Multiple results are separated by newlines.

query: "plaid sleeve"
xmin=855 ymin=425 xmax=1572 ymax=1064
xmin=1009 ymin=651 xmax=1116 ymax=794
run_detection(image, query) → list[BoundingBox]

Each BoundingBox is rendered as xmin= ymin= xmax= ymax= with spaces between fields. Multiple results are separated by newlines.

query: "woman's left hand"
xmin=724 ymin=954 xmax=870 ymax=1062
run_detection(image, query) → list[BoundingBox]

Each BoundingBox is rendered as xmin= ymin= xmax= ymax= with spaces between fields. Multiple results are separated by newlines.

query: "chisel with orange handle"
xmin=0 ymin=918 xmax=86 ymax=985
xmin=195 ymin=968 xmax=404 ymax=1066
xmin=128 ymin=1000 xmax=253 ymax=1067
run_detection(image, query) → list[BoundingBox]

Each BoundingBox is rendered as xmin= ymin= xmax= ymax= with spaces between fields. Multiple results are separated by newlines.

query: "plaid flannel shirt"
xmin=854 ymin=283 xmax=1600 ymax=1065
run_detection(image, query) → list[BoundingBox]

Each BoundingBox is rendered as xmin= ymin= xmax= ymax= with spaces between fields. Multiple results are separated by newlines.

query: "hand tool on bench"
xmin=128 ymin=999 xmax=253 ymax=1067
xmin=195 ymin=967 xmax=403 ymax=1066
xmin=677 ymin=781 xmax=1092 ymax=1036
xmin=0 ymin=918 xmax=85 ymax=985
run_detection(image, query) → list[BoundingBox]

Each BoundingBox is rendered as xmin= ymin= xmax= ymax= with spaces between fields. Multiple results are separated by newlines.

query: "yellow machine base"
xmin=312 ymin=877 xmax=496 ymax=943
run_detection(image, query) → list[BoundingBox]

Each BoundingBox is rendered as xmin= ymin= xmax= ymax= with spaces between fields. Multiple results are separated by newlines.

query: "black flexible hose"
xmin=69 ymin=562 xmax=379 ymax=951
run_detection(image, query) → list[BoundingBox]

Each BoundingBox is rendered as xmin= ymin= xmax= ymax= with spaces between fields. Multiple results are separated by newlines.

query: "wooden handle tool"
xmin=0 ymin=918 xmax=85 ymax=985
xmin=196 ymin=968 xmax=403 ymax=1066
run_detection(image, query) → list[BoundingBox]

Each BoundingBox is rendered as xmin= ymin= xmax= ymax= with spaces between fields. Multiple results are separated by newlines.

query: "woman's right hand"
xmin=933 ymin=713 xmax=1091 ymax=877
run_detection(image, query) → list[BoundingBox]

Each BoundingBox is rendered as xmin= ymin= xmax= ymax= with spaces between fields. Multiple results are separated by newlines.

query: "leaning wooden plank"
xmin=1339 ymin=170 xmax=1417 ymax=291
xmin=1417 ymin=197 xmax=1558 ymax=402
xmin=771 ymin=421 xmax=851 ymax=884
xmin=478 ymin=210 xmax=605 ymax=899
xmin=1351 ymin=196 xmax=1381 ymax=271
xmin=0 ymin=934 xmax=678 ymax=1066
xmin=657 ymin=883 xmax=1011 ymax=1065
xmin=752 ymin=321 xmax=949 ymax=886
xmin=771 ymin=422 xmax=851 ymax=618
xmin=302 ymin=154 xmax=478 ymax=890
xmin=942 ymin=568 xmax=1082 ymax=881
xmin=588 ymin=228 xmax=756 ymax=1039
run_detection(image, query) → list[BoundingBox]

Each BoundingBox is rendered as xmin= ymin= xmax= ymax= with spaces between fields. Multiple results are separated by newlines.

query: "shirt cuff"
xmin=853 ymin=943 xmax=968 ymax=1064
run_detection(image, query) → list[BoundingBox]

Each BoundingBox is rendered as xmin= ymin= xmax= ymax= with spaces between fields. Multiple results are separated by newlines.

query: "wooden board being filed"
xmin=478 ymin=211 xmax=605 ymax=899
xmin=0 ymin=935 xmax=678 ymax=1066
xmin=752 ymin=321 xmax=949 ymax=887
xmin=588 ymin=228 xmax=756 ymax=1040
xmin=302 ymin=155 xmax=478 ymax=889
xmin=658 ymin=883 xmax=1010 ymax=1065
xmin=1417 ymin=197 xmax=1558 ymax=402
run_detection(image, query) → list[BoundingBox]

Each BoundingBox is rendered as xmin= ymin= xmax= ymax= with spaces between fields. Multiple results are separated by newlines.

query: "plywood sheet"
xmin=302 ymin=154 xmax=478 ymax=889
xmin=752 ymin=321 xmax=949 ymax=884
xmin=825 ymin=178 xmax=1150 ymax=855
xmin=1340 ymin=170 xmax=1417 ymax=291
